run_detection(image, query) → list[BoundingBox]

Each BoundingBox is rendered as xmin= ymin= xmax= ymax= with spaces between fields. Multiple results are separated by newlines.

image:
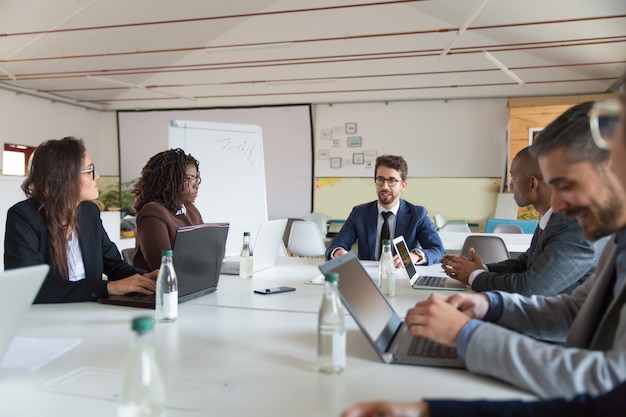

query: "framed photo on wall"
xmin=330 ymin=157 xmax=342 ymax=169
xmin=318 ymin=149 xmax=329 ymax=160
xmin=345 ymin=122 xmax=357 ymax=134
xmin=363 ymin=150 xmax=377 ymax=161
xmin=347 ymin=136 xmax=362 ymax=147
xmin=353 ymin=153 xmax=364 ymax=164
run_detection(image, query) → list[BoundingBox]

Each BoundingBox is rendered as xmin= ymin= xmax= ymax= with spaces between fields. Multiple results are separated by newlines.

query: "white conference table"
xmin=194 ymin=257 xmax=458 ymax=317
xmin=1 ymin=257 xmax=535 ymax=417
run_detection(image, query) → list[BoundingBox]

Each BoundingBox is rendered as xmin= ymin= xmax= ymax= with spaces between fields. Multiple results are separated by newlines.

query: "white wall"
xmin=0 ymin=89 xmax=118 ymax=175
xmin=313 ymin=99 xmax=509 ymax=178
xmin=0 ymin=90 xmax=513 ymax=237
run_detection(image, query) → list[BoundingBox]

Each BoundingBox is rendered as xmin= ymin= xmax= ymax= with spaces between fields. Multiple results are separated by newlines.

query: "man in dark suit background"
xmin=325 ymin=155 xmax=444 ymax=265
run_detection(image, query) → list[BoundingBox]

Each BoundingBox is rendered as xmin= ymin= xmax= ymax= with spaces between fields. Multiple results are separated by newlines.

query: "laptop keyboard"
xmin=125 ymin=292 xmax=155 ymax=301
xmin=415 ymin=275 xmax=446 ymax=287
xmin=408 ymin=337 xmax=457 ymax=358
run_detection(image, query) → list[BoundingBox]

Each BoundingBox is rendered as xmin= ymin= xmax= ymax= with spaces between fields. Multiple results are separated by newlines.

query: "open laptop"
xmin=392 ymin=236 xmax=467 ymax=291
xmin=221 ymin=219 xmax=287 ymax=275
xmin=0 ymin=264 xmax=49 ymax=363
xmin=99 ymin=223 xmax=229 ymax=308
xmin=319 ymin=252 xmax=465 ymax=368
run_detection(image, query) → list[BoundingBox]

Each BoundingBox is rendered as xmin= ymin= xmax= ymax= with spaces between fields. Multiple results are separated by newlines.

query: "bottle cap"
xmin=132 ymin=316 xmax=154 ymax=334
xmin=382 ymin=239 xmax=391 ymax=245
xmin=324 ymin=272 xmax=339 ymax=283
xmin=161 ymin=249 xmax=173 ymax=256
xmin=243 ymin=232 xmax=251 ymax=237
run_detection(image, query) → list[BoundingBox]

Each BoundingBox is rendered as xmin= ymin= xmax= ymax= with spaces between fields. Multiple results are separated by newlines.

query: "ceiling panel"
xmin=0 ymin=0 xmax=624 ymax=110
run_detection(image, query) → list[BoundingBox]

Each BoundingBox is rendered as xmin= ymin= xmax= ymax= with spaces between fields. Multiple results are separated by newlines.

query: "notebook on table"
xmin=99 ymin=223 xmax=229 ymax=309
xmin=319 ymin=252 xmax=465 ymax=368
xmin=221 ymin=219 xmax=287 ymax=275
xmin=392 ymin=236 xmax=467 ymax=291
xmin=0 ymin=264 xmax=49 ymax=363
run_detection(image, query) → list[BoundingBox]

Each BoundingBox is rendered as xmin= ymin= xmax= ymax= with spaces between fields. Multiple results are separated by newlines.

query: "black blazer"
xmin=4 ymin=198 xmax=143 ymax=303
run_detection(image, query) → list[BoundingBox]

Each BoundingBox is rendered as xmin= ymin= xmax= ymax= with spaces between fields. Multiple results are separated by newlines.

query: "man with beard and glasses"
xmin=325 ymin=154 xmax=444 ymax=265
xmin=397 ymin=101 xmax=626 ymax=399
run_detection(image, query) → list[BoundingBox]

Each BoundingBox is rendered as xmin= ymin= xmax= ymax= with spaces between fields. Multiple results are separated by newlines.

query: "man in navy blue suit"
xmin=325 ymin=155 xmax=444 ymax=265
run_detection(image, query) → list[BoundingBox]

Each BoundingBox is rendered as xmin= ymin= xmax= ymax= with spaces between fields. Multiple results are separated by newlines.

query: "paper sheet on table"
xmin=1 ymin=337 xmax=81 ymax=371
xmin=42 ymin=367 xmax=230 ymax=410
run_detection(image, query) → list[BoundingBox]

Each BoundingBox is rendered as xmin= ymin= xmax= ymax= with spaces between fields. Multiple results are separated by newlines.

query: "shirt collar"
xmin=175 ymin=204 xmax=187 ymax=216
xmin=539 ymin=207 xmax=553 ymax=230
xmin=615 ymin=229 xmax=626 ymax=252
xmin=378 ymin=201 xmax=400 ymax=216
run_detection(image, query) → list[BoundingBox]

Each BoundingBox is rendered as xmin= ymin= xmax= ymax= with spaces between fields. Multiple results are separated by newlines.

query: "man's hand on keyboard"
xmin=405 ymin=293 xmax=471 ymax=347
xmin=446 ymin=292 xmax=490 ymax=319
xmin=439 ymin=248 xmax=484 ymax=285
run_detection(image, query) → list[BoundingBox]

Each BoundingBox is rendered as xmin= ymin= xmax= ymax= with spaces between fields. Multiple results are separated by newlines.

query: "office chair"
xmin=433 ymin=213 xmax=446 ymax=230
xmin=306 ymin=212 xmax=328 ymax=237
xmin=121 ymin=248 xmax=135 ymax=266
xmin=492 ymin=224 xmax=524 ymax=234
xmin=282 ymin=218 xmax=304 ymax=249
xmin=460 ymin=235 xmax=510 ymax=264
xmin=441 ymin=223 xmax=472 ymax=233
xmin=287 ymin=221 xmax=327 ymax=257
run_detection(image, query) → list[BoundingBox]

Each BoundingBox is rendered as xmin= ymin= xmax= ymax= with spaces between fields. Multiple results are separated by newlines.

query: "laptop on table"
xmin=0 ymin=265 xmax=49 ymax=363
xmin=319 ymin=252 xmax=464 ymax=368
xmin=221 ymin=219 xmax=287 ymax=275
xmin=99 ymin=222 xmax=229 ymax=308
xmin=392 ymin=236 xmax=467 ymax=291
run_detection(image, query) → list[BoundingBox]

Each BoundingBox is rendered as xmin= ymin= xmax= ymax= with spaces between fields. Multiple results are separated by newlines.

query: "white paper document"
xmin=1 ymin=337 xmax=82 ymax=371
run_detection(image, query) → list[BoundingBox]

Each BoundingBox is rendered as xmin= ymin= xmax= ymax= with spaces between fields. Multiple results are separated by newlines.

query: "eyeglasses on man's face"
xmin=80 ymin=163 xmax=96 ymax=180
xmin=186 ymin=175 xmax=202 ymax=186
xmin=589 ymin=99 xmax=623 ymax=150
xmin=375 ymin=176 xmax=402 ymax=187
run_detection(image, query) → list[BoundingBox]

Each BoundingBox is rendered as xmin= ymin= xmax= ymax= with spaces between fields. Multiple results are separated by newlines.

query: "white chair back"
xmin=461 ymin=235 xmax=510 ymax=264
xmin=288 ymin=221 xmax=327 ymax=257
xmin=306 ymin=212 xmax=328 ymax=237
xmin=441 ymin=223 xmax=471 ymax=233
xmin=492 ymin=224 xmax=524 ymax=234
xmin=433 ymin=213 xmax=446 ymax=230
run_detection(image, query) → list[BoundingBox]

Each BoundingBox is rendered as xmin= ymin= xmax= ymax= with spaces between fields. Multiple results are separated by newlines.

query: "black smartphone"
xmin=254 ymin=286 xmax=296 ymax=295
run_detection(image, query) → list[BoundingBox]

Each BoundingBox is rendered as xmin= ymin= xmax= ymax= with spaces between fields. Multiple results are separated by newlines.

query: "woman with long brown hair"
xmin=4 ymin=137 xmax=157 ymax=303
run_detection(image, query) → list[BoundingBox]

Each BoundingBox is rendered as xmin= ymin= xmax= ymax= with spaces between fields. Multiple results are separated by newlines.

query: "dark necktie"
xmin=379 ymin=211 xmax=392 ymax=258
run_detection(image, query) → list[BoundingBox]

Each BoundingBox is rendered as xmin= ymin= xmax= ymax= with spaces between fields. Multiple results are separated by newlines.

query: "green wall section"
xmin=314 ymin=177 xmax=502 ymax=232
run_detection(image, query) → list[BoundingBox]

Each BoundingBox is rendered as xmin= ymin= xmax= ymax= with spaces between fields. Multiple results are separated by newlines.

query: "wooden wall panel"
xmin=507 ymin=93 xmax=615 ymax=175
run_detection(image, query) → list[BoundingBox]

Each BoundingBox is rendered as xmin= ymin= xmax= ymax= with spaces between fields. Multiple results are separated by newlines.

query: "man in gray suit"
xmin=441 ymin=146 xmax=606 ymax=296
xmin=405 ymin=100 xmax=626 ymax=398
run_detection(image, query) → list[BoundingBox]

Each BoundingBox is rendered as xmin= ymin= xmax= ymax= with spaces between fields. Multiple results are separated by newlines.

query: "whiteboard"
xmin=118 ymin=105 xmax=312 ymax=221
xmin=169 ymin=120 xmax=267 ymax=255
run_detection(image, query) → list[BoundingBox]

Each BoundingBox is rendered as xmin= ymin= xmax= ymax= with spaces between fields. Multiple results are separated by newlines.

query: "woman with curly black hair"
xmin=132 ymin=148 xmax=204 ymax=270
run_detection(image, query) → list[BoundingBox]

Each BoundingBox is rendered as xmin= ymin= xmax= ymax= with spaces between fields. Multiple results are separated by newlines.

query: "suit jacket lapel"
xmin=566 ymin=239 xmax=617 ymax=348
xmin=77 ymin=206 xmax=96 ymax=279
xmin=590 ymin=271 xmax=626 ymax=349
xmin=366 ymin=203 xmax=379 ymax=259
xmin=395 ymin=199 xmax=409 ymax=239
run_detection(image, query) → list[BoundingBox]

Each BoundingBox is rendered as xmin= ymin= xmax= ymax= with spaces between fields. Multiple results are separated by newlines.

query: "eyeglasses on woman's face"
xmin=80 ymin=163 xmax=96 ymax=180
xmin=186 ymin=175 xmax=201 ymax=186
xmin=589 ymin=99 xmax=623 ymax=150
